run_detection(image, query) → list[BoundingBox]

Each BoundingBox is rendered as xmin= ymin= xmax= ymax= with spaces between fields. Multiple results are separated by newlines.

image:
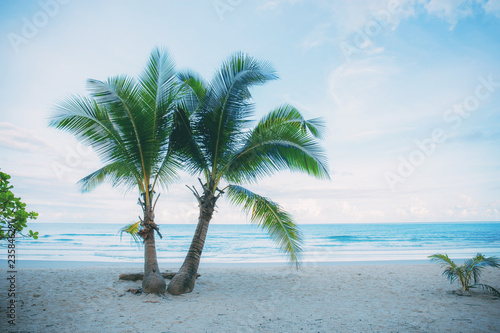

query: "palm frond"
xmin=224 ymin=107 xmax=330 ymax=183
xmin=473 ymin=253 xmax=500 ymax=268
xmin=429 ymin=253 xmax=459 ymax=284
xmin=120 ymin=221 xmax=142 ymax=244
xmin=138 ymin=46 xmax=177 ymax=118
xmin=132 ymin=47 xmax=186 ymax=193
xmin=465 ymin=255 xmax=481 ymax=285
xmin=50 ymin=95 xmax=145 ymax=187
xmin=137 ymin=47 xmax=180 ymax=175
xmin=152 ymin=150 xmax=182 ymax=191
xmin=227 ymin=185 xmax=302 ymax=265
xmin=178 ymin=69 xmax=208 ymax=113
xmin=429 ymin=253 xmax=456 ymax=267
xmin=257 ymin=104 xmax=327 ymax=139
xmin=50 ymin=96 xmax=121 ymax=158
xmin=87 ymin=75 xmax=138 ymax=107
xmin=87 ymin=76 xmax=155 ymax=178
xmin=470 ymin=284 xmax=500 ymax=297
xmin=466 ymin=253 xmax=500 ymax=285
xmin=78 ymin=161 xmax=141 ymax=193
xmin=168 ymin=105 xmax=208 ymax=175
xmin=195 ymin=53 xmax=278 ymax=171
xmin=209 ymin=51 xmax=277 ymax=106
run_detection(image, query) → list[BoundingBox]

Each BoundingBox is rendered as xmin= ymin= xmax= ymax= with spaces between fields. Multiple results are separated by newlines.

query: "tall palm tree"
xmin=167 ymin=53 xmax=330 ymax=295
xmin=49 ymin=47 xmax=185 ymax=293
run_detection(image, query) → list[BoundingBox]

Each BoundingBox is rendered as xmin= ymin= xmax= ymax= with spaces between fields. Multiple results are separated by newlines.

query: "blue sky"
xmin=1 ymin=0 xmax=499 ymax=224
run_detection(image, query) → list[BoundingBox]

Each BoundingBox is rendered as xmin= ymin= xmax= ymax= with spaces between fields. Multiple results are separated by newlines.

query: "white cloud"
xmin=299 ymin=0 xmax=416 ymax=52
xmin=258 ymin=0 xmax=302 ymax=11
xmin=418 ymin=0 xmax=500 ymax=29
xmin=484 ymin=0 xmax=500 ymax=17
xmin=300 ymin=22 xmax=335 ymax=50
xmin=329 ymin=57 xmax=399 ymax=113
xmin=284 ymin=198 xmax=324 ymax=219
xmin=278 ymin=0 xmax=497 ymax=52
xmin=0 ymin=122 xmax=54 ymax=152
xmin=327 ymin=56 xmax=410 ymax=146
xmin=421 ymin=0 xmax=474 ymax=30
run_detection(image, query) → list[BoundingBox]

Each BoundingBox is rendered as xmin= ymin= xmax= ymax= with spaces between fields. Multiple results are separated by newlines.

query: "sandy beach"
xmin=2 ymin=263 xmax=499 ymax=332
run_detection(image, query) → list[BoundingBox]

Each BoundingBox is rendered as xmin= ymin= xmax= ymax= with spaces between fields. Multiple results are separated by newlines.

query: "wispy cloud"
xmin=421 ymin=0 xmax=477 ymax=30
xmin=300 ymin=22 xmax=335 ymax=50
xmin=447 ymin=128 xmax=500 ymax=143
xmin=0 ymin=122 xmax=54 ymax=152
xmin=258 ymin=0 xmax=303 ymax=12
xmin=329 ymin=57 xmax=400 ymax=112
xmin=484 ymin=0 xmax=500 ymax=17
xmin=271 ymin=0 xmax=497 ymax=51
xmin=297 ymin=0 xmax=416 ymax=52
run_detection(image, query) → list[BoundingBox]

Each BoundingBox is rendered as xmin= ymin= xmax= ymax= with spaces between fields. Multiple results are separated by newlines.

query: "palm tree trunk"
xmin=141 ymin=206 xmax=166 ymax=293
xmin=167 ymin=192 xmax=217 ymax=295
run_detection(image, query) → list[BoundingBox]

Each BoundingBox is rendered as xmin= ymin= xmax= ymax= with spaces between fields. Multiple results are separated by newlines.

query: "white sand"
xmin=2 ymin=263 xmax=500 ymax=332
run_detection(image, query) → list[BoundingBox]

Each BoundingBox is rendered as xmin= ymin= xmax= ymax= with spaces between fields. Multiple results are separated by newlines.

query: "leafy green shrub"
xmin=0 ymin=171 xmax=38 ymax=240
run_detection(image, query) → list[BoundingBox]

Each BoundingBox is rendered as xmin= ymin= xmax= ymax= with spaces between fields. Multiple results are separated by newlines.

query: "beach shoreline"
xmin=2 ymin=263 xmax=499 ymax=332
xmin=4 ymin=258 xmax=437 ymax=269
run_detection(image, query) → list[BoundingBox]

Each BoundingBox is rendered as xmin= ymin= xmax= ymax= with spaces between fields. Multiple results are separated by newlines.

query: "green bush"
xmin=0 ymin=171 xmax=38 ymax=240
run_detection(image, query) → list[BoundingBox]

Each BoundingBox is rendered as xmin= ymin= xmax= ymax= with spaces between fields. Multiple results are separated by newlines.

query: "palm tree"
xmin=429 ymin=253 xmax=500 ymax=296
xmin=49 ymin=47 xmax=185 ymax=293
xmin=167 ymin=53 xmax=330 ymax=295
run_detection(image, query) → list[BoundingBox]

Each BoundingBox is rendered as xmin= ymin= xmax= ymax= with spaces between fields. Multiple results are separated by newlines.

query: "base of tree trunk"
xmin=142 ymin=271 xmax=166 ymax=293
xmin=119 ymin=272 xmax=200 ymax=281
xmin=167 ymin=271 xmax=197 ymax=295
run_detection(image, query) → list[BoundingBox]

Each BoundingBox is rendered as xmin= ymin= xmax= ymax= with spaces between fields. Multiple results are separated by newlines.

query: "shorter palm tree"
xmin=429 ymin=253 xmax=500 ymax=296
xmin=50 ymin=47 xmax=186 ymax=293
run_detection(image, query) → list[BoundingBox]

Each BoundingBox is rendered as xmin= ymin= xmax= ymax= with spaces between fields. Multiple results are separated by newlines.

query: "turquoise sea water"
xmin=4 ymin=222 xmax=500 ymax=266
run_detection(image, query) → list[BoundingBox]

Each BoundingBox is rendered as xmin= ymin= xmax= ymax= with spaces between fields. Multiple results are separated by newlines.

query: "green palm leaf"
xmin=78 ymin=162 xmax=139 ymax=193
xmin=50 ymin=95 xmax=145 ymax=190
xmin=224 ymin=105 xmax=330 ymax=184
xmin=257 ymin=104 xmax=327 ymax=139
xmin=470 ymin=284 xmax=500 ymax=297
xmin=120 ymin=221 xmax=142 ymax=244
xmin=195 ymin=53 xmax=278 ymax=172
xmin=139 ymin=47 xmax=177 ymax=117
xmin=429 ymin=253 xmax=460 ymax=284
xmin=88 ymin=76 xmax=154 ymax=177
xmin=178 ymin=69 xmax=208 ymax=112
xmin=227 ymin=185 xmax=302 ymax=265
xmin=138 ymin=47 xmax=184 ymax=191
xmin=466 ymin=253 xmax=500 ymax=284
xmin=169 ymin=105 xmax=208 ymax=176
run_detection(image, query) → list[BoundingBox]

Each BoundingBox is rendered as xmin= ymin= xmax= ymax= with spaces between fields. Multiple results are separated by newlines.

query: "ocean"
xmin=5 ymin=222 xmax=500 ymax=267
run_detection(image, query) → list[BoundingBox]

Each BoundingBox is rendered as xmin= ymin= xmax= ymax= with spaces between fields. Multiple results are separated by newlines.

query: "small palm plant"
xmin=429 ymin=253 xmax=500 ymax=296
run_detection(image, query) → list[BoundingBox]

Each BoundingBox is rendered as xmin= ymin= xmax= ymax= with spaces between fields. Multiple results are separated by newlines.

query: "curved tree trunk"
xmin=167 ymin=192 xmax=217 ymax=295
xmin=141 ymin=205 xmax=166 ymax=293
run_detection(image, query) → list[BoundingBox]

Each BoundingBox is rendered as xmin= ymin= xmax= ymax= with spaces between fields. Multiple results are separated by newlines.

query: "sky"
xmin=0 ymin=0 xmax=499 ymax=225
